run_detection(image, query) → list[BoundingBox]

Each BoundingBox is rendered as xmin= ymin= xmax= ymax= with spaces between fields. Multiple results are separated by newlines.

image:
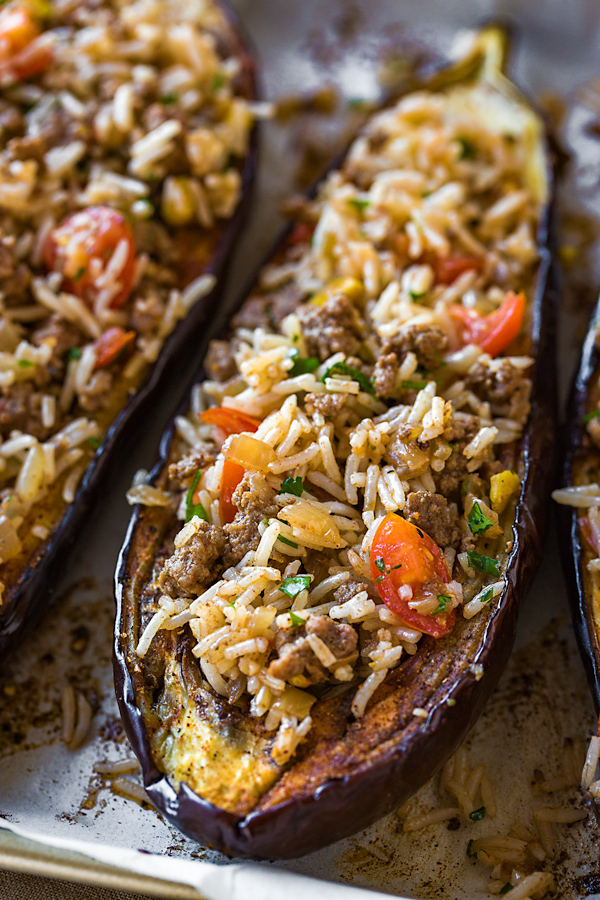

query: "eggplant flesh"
xmin=0 ymin=0 xmax=258 ymax=659
xmin=115 ymin=27 xmax=556 ymax=859
xmin=557 ymin=300 xmax=600 ymax=710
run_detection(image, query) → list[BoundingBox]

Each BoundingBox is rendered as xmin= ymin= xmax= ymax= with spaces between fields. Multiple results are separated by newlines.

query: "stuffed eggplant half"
xmin=0 ymin=0 xmax=257 ymax=655
xmin=116 ymin=27 xmax=555 ymax=859
xmin=554 ymin=298 xmax=600 ymax=710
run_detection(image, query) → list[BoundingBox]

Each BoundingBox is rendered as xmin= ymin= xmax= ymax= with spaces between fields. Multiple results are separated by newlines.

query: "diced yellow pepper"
xmin=490 ymin=470 xmax=520 ymax=514
xmin=309 ymin=276 xmax=364 ymax=306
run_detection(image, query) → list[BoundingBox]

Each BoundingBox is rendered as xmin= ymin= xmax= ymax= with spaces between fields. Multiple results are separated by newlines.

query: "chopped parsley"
xmin=467 ymin=550 xmax=500 ymax=577
xmin=68 ymin=347 xmax=82 ymax=361
xmin=321 ymin=361 xmax=375 ymax=396
xmin=347 ymin=197 xmax=370 ymax=213
xmin=185 ymin=469 xmax=208 ymax=524
xmin=88 ymin=437 xmax=101 ymax=449
xmin=457 ymin=137 xmax=476 ymax=160
xmin=279 ymin=476 xmax=304 ymax=497
xmin=280 ymin=575 xmax=312 ymax=598
xmin=583 ymin=409 xmax=600 ymax=424
xmin=17 ymin=359 xmax=34 ymax=368
xmin=434 ymin=594 xmax=451 ymax=615
xmin=499 ymin=885 xmax=513 ymax=896
xmin=289 ymin=610 xmax=305 ymax=627
xmin=374 ymin=556 xmax=402 ymax=584
xmin=228 ymin=600 xmax=236 ymax=607
xmin=161 ymin=92 xmax=178 ymax=104
xmin=348 ymin=97 xmax=368 ymax=109
xmin=212 ymin=71 xmax=226 ymax=92
xmin=401 ymin=379 xmax=428 ymax=390
xmin=375 ymin=556 xmax=386 ymax=573
xmin=469 ymin=806 xmax=486 ymax=822
xmin=277 ymin=534 xmax=298 ymax=548
xmin=408 ymin=290 xmax=426 ymax=301
xmin=478 ymin=585 xmax=494 ymax=604
xmin=467 ymin=501 xmax=494 ymax=536
xmin=72 ymin=266 xmax=86 ymax=282
xmin=466 ymin=840 xmax=477 ymax=858
xmin=287 ymin=348 xmax=319 ymax=377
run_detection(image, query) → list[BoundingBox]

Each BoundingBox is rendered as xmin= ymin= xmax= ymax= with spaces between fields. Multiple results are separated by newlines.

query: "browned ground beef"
xmin=303 ymin=392 xmax=347 ymax=417
xmin=159 ymin=521 xmax=226 ymax=596
xmin=432 ymin=415 xmax=481 ymax=500
xmin=298 ymin=294 xmax=366 ymax=362
xmin=204 ymin=339 xmax=237 ymax=383
xmin=0 ymin=382 xmax=51 ymax=440
xmin=381 ymin=324 xmax=447 ymax=372
xmin=403 ymin=490 xmax=462 ymax=549
xmin=372 ymin=351 xmax=399 ymax=398
xmin=32 ymin=315 xmax=83 ymax=369
xmin=232 ymin=282 xmax=304 ymax=331
xmin=268 ymin=614 xmax=357 ymax=684
xmin=168 ymin=443 xmax=217 ymax=490
xmin=333 ymin=579 xmax=370 ymax=604
xmin=465 ymin=359 xmax=531 ymax=421
xmin=130 ymin=294 xmax=164 ymax=335
xmin=222 ymin=472 xmax=279 ymax=567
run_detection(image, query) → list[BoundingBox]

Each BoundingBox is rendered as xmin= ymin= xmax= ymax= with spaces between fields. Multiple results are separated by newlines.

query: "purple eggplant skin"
xmin=558 ymin=297 xmax=600 ymax=714
xmin=114 ymin=28 xmax=558 ymax=860
xmin=0 ymin=1 xmax=258 ymax=663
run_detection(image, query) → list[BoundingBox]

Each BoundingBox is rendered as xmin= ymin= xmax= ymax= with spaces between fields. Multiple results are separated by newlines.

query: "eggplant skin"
xmin=0 ymin=1 xmax=258 ymax=663
xmin=115 ymin=27 xmax=557 ymax=860
xmin=558 ymin=298 xmax=600 ymax=713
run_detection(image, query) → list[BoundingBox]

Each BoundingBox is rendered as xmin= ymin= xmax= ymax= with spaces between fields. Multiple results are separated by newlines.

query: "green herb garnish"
xmin=348 ymin=97 xmax=368 ymax=109
xmin=162 ymin=92 xmax=178 ymax=104
xmin=447 ymin=698 xmax=456 ymax=707
xmin=583 ymin=409 xmax=600 ymax=424
xmin=466 ymin=840 xmax=477 ymax=858
xmin=466 ymin=550 xmax=500 ymax=577
xmin=467 ymin=501 xmax=493 ymax=537
xmin=479 ymin=586 xmax=494 ymax=604
xmin=279 ymin=476 xmax=304 ymax=497
xmin=212 ymin=72 xmax=226 ymax=91
xmin=185 ymin=469 xmax=208 ymax=524
xmin=408 ymin=290 xmax=426 ymax=301
xmin=347 ymin=197 xmax=370 ymax=213
xmin=321 ymin=361 xmax=375 ymax=395
xmin=72 ymin=266 xmax=86 ymax=283
xmin=457 ymin=137 xmax=476 ymax=160
xmin=280 ymin=575 xmax=312 ymax=598
xmin=277 ymin=535 xmax=299 ymax=548
xmin=88 ymin=437 xmax=101 ymax=449
xmin=289 ymin=610 xmax=305 ymax=626
xmin=401 ymin=379 xmax=428 ymax=390
xmin=68 ymin=347 xmax=82 ymax=361
xmin=434 ymin=594 xmax=451 ymax=615
xmin=17 ymin=359 xmax=33 ymax=368
xmin=469 ymin=806 xmax=486 ymax=822
xmin=287 ymin=348 xmax=319 ymax=377
xmin=374 ymin=556 xmax=402 ymax=583
xmin=499 ymin=885 xmax=512 ymax=896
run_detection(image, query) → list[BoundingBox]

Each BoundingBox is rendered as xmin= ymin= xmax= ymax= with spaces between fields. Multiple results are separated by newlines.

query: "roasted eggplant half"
xmin=555 ymin=297 xmax=600 ymax=709
xmin=116 ymin=26 xmax=555 ymax=859
xmin=0 ymin=0 xmax=257 ymax=656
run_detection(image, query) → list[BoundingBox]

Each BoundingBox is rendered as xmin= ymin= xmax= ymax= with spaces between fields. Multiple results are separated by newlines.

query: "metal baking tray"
xmin=2 ymin=0 xmax=600 ymax=896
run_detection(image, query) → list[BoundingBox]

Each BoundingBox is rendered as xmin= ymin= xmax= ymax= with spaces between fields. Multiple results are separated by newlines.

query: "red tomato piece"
xmin=370 ymin=513 xmax=454 ymax=638
xmin=432 ymin=254 xmax=484 ymax=285
xmin=93 ymin=327 xmax=136 ymax=370
xmin=0 ymin=7 xmax=52 ymax=82
xmin=288 ymin=222 xmax=314 ymax=246
xmin=44 ymin=207 xmax=136 ymax=310
xmin=449 ymin=290 xmax=525 ymax=359
xmin=200 ymin=407 xmax=262 ymax=436
xmin=220 ymin=459 xmax=245 ymax=525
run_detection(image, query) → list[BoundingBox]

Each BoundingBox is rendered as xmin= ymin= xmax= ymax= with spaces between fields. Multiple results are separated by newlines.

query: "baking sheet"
xmin=3 ymin=0 xmax=600 ymax=897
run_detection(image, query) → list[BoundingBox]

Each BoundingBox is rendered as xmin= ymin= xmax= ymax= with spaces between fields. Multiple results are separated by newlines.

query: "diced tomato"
xmin=44 ymin=207 xmax=136 ymax=310
xmin=200 ymin=407 xmax=262 ymax=436
xmin=288 ymin=222 xmax=314 ymax=246
xmin=370 ymin=513 xmax=454 ymax=638
xmin=220 ymin=458 xmax=245 ymax=525
xmin=0 ymin=6 xmax=52 ymax=82
xmin=93 ymin=327 xmax=136 ymax=369
xmin=431 ymin=254 xmax=484 ymax=285
xmin=449 ymin=290 xmax=525 ymax=358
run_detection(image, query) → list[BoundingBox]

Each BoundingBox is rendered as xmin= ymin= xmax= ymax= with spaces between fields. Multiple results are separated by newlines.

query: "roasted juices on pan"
xmin=0 ymin=0 xmax=256 ymax=653
xmin=116 ymin=27 xmax=555 ymax=858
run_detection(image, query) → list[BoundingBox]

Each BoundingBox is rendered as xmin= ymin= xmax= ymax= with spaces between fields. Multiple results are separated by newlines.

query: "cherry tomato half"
xmin=370 ymin=513 xmax=454 ymax=638
xmin=449 ymin=290 xmax=525 ymax=359
xmin=200 ymin=407 xmax=262 ymax=436
xmin=93 ymin=326 xmax=136 ymax=369
xmin=0 ymin=6 xmax=52 ymax=83
xmin=220 ymin=458 xmax=245 ymax=525
xmin=45 ymin=207 xmax=136 ymax=310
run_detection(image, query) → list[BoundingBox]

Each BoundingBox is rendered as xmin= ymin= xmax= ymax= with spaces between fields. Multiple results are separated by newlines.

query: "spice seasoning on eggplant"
xmin=116 ymin=25 xmax=555 ymax=859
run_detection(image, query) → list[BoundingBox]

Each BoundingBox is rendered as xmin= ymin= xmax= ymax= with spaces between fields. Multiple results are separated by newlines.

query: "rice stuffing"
xmin=135 ymin=74 xmax=544 ymax=766
xmin=0 ymin=0 xmax=254 ymax=578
